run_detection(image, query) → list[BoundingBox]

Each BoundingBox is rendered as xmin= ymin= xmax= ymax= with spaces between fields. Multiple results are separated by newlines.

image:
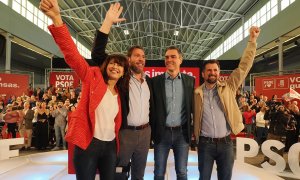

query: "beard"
xmin=130 ymin=64 xmax=143 ymax=74
xmin=206 ymin=74 xmax=217 ymax=84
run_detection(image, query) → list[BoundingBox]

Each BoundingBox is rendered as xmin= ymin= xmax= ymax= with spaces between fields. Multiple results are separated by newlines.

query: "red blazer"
xmin=48 ymin=24 xmax=122 ymax=151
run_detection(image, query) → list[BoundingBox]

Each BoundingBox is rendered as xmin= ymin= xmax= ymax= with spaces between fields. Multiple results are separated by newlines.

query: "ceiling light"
xmin=174 ymin=30 xmax=179 ymax=36
xmin=124 ymin=30 xmax=129 ymax=35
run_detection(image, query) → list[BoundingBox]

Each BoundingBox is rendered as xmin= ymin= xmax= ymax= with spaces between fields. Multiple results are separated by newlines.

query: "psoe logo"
xmin=275 ymin=78 xmax=288 ymax=89
xmin=263 ymin=79 xmax=274 ymax=89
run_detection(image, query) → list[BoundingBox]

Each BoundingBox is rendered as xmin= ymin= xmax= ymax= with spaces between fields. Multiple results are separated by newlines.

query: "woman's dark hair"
xmin=100 ymin=54 xmax=130 ymax=94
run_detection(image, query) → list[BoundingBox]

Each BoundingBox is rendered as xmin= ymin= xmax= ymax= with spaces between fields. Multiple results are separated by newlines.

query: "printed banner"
xmin=255 ymin=74 xmax=300 ymax=100
xmin=219 ymin=74 xmax=230 ymax=81
xmin=49 ymin=72 xmax=80 ymax=88
xmin=0 ymin=73 xmax=29 ymax=97
xmin=144 ymin=67 xmax=200 ymax=87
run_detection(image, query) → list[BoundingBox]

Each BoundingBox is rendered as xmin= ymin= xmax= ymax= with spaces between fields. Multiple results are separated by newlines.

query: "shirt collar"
xmin=131 ymin=71 xmax=146 ymax=80
xmin=203 ymin=83 xmax=217 ymax=91
xmin=165 ymin=72 xmax=181 ymax=80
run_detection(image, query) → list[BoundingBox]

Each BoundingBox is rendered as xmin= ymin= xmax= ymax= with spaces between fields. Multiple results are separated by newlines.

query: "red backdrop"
xmin=255 ymin=73 xmax=300 ymax=99
xmin=49 ymin=72 xmax=80 ymax=88
xmin=0 ymin=73 xmax=29 ymax=98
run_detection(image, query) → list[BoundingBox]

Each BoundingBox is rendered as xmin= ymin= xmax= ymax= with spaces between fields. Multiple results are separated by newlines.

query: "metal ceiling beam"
xmin=174 ymin=0 xmax=243 ymax=17
xmin=61 ymin=1 xmax=119 ymax=13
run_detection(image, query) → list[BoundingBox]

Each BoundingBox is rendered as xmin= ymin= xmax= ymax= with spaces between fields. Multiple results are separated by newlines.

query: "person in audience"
xmin=262 ymin=105 xmax=288 ymax=163
xmin=255 ymin=106 xmax=268 ymax=145
xmin=29 ymin=95 xmax=37 ymax=108
xmin=3 ymin=104 xmax=22 ymax=138
xmin=48 ymin=95 xmax=57 ymax=107
xmin=35 ymin=102 xmax=50 ymax=150
xmin=34 ymin=88 xmax=43 ymax=101
xmin=65 ymin=105 xmax=76 ymax=133
xmin=51 ymin=101 xmax=68 ymax=150
xmin=40 ymin=1 xmax=129 ymax=179
xmin=42 ymin=93 xmax=50 ymax=104
xmin=69 ymin=90 xmax=77 ymax=105
xmin=285 ymin=110 xmax=298 ymax=152
xmin=19 ymin=101 xmax=34 ymax=150
xmin=0 ymin=100 xmax=5 ymax=113
xmin=243 ymin=104 xmax=256 ymax=138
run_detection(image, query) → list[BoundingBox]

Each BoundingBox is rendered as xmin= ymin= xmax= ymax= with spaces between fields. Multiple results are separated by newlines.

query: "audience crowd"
xmin=0 ymin=85 xmax=79 ymax=151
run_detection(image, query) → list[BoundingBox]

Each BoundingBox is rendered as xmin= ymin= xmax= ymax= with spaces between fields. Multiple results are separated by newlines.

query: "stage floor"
xmin=0 ymin=149 xmax=286 ymax=180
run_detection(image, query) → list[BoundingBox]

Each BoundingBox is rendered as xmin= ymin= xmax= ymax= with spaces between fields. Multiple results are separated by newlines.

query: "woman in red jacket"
xmin=40 ymin=1 xmax=129 ymax=180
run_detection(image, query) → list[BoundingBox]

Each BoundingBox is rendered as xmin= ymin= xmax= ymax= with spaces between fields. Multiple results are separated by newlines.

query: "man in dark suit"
xmin=151 ymin=46 xmax=194 ymax=180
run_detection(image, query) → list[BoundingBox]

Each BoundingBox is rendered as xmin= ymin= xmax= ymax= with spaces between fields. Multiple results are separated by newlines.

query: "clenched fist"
xmin=39 ymin=0 xmax=63 ymax=26
xmin=249 ymin=26 xmax=260 ymax=43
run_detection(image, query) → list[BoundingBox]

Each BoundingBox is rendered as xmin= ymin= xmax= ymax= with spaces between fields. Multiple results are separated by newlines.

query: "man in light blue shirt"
xmin=194 ymin=26 xmax=260 ymax=180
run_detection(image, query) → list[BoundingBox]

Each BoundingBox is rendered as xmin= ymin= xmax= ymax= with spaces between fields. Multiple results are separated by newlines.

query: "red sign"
xmin=255 ymin=74 xmax=300 ymax=100
xmin=0 ymin=73 xmax=29 ymax=97
xmin=219 ymin=74 xmax=230 ymax=81
xmin=49 ymin=72 xmax=80 ymax=88
xmin=144 ymin=67 xmax=200 ymax=87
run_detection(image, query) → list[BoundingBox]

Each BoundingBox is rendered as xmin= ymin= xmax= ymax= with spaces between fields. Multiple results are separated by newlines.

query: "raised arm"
xmin=39 ymin=0 xmax=89 ymax=81
xmin=91 ymin=3 xmax=125 ymax=66
xmin=227 ymin=26 xmax=261 ymax=91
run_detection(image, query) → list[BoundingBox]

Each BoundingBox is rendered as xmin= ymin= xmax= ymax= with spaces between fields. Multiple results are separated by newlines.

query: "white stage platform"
xmin=0 ymin=149 xmax=284 ymax=180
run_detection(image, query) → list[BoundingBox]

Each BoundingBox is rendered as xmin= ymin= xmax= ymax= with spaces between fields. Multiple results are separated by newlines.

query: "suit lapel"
xmin=160 ymin=73 xmax=167 ymax=112
xmin=181 ymin=74 xmax=189 ymax=107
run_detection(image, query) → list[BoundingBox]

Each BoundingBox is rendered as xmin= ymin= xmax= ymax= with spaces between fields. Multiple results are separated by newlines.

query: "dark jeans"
xmin=7 ymin=123 xmax=17 ymax=138
xmin=154 ymin=128 xmax=189 ymax=180
xmin=74 ymin=138 xmax=117 ymax=180
xmin=197 ymin=136 xmax=234 ymax=180
xmin=245 ymin=124 xmax=252 ymax=138
xmin=285 ymin=130 xmax=298 ymax=152
xmin=256 ymin=126 xmax=268 ymax=145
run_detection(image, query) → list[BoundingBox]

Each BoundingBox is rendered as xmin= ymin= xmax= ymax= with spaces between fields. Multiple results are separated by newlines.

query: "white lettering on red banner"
xmin=0 ymin=73 xmax=29 ymax=97
xmin=49 ymin=72 xmax=80 ymax=88
xmin=255 ymin=74 xmax=300 ymax=100
xmin=144 ymin=67 xmax=200 ymax=87
xmin=219 ymin=74 xmax=230 ymax=81
xmin=263 ymin=79 xmax=275 ymax=89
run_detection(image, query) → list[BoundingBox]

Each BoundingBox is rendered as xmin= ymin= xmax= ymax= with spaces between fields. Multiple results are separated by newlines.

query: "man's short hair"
xmin=202 ymin=59 xmax=221 ymax=70
xmin=127 ymin=45 xmax=144 ymax=57
xmin=165 ymin=46 xmax=183 ymax=58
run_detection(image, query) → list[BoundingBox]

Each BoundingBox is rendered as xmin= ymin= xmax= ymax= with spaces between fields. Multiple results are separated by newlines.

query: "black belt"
xmin=165 ymin=125 xmax=182 ymax=130
xmin=200 ymin=135 xmax=231 ymax=143
xmin=126 ymin=123 xmax=149 ymax=130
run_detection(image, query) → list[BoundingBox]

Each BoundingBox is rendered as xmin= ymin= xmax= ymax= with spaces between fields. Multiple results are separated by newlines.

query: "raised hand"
xmin=249 ymin=26 xmax=260 ymax=43
xmin=99 ymin=3 xmax=126 ymax=34
xmin=39 ymin=0 xmax=63 ymax=26
xmin=104 ymin=3 xmax=126 ymax=25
